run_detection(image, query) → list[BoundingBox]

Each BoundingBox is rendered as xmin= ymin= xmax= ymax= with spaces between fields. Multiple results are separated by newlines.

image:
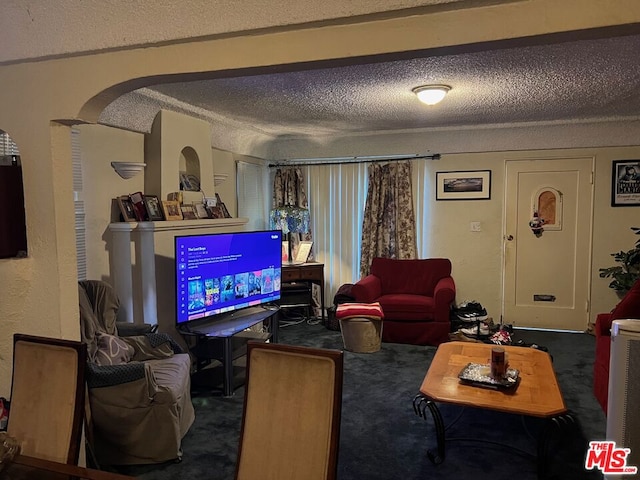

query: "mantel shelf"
xmin=109 ymin=217 xmax=248 ymax=232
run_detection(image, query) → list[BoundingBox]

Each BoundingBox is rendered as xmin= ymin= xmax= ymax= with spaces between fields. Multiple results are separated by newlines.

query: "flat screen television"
xmin=174 ymin=230 xmax=282 ymax=326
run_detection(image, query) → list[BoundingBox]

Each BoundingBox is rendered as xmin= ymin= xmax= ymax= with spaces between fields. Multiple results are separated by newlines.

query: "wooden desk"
xmin=281 ymin=262 xmax=325 ymax=323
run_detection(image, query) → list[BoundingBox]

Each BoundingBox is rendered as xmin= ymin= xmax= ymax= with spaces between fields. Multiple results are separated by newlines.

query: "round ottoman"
xmin=336 ymin=302 xmax=384 ymax=353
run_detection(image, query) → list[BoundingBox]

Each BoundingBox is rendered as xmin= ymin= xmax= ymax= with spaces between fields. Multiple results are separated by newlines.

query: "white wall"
xmin=212 ymin=148 xmax=238 ymax=216
xmin=77 ymin=125 xmax=145 ymax=282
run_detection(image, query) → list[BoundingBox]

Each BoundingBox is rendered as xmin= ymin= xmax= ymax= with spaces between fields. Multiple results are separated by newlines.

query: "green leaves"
xmin=599 ymin=228 xmax=640 ymax=293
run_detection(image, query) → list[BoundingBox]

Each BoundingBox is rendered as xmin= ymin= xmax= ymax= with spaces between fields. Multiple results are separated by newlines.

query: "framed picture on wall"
xmin=435 ymin=170 xmax=491 ymax=200
xmin=611 ymin=160 xmax=640 ymax=206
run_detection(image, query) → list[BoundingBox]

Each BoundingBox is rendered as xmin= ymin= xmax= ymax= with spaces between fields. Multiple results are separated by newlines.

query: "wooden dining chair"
xmin=7 ymin=333 xmax=87 ymax=464
xmin=235 ymin=342 xmax=344 ymax=480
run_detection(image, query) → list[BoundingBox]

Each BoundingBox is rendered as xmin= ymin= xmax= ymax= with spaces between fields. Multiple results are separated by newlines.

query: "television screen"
xmin=175 ymin=230 xmax=282 ymax=326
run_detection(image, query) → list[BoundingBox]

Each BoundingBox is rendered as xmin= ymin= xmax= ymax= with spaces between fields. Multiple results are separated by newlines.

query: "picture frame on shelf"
xmin=161 ymin=200 xmax=183 ymax=220
xmin=193 ymin=202 xmax=210 ymax=219
xmin=611 ymin=159 xmax=640 ymax=206
xmin=435 ymin=170 xmax=492 ymax=201
xmin=117 ymin=196 xmax=137 ymax=222
xmin=128 ymin=191 xmax=148 ymax=221
xmin=143 ymin=195 xmax=164 ymax=221
xmin=179 ymin=171 xmax=201 ymax=192
xmin=215 ymin=193 xmax=232 ymax=218
xmin=294 ymin=241 xmax=313 ymax=263
xmin=207 ymin=205 xmax=226 ymax=219
xmin=181 ymin=204 xmax=198 ymax=220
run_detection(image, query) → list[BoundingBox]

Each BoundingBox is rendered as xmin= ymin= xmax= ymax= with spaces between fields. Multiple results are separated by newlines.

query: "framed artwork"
xmin=117 ymin=196 xmax=137 ymax=222
xmin=294 ymin=241 xmax=313 ymax=263
xmin=193 ymin=202 xmax=210 ymax=219
xmin=436 ymin=170 xmax=491 ymax=201
xmin=179 ymin=171 xmax=200 ymax=192
xmin=143 ymin=195 xmax=164 ymax=221
xmin=215 ymin=193 xmax=232 ymax=218
xmin=207 ymin=205 xmax=226 ymax=219
xmin=181 ymin=205 xmax=197 ymax=220
xmin=128 ymin=191 xmax=148 ymax=220
xmin=161 ymin=200 xmax=183 ymax=220
xmin=611 ymin=160 xmax=640 ymax=206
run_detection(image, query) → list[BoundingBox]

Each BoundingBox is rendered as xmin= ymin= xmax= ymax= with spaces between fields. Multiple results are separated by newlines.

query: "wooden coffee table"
xmin=413 ymin=341 xmax=573 ymax=478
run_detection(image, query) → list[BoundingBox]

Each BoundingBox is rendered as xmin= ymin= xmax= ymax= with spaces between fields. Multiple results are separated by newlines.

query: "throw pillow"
xmin=95 ymin=333 xmax=135 ymax=366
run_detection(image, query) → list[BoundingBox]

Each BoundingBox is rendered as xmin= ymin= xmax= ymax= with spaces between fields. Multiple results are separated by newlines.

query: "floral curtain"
xmin=272 ymin=167 xmax=314 ymax=259
xmin=273 ymin=168 xmax=308 ymax=209
xmin=360 ymin=161 xmax=417 ymax=277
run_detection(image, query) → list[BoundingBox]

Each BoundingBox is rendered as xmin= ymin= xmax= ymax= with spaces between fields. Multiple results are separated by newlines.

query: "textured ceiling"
xmin=100 ymin=34 xmax=640 ymax=141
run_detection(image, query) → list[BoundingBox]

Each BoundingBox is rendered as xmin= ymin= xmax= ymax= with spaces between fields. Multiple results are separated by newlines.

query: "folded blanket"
xmin=336 ymin=302 xmax=384 ymax=320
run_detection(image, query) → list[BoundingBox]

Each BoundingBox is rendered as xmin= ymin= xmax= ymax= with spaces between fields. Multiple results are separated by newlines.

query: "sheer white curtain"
xmin=302 ymin=163 xmax=369 ymax=306
xmin=237 ymin=161 xmax=269 ymax=231
xmin=411 ymin=159 xmax=434 ymax=259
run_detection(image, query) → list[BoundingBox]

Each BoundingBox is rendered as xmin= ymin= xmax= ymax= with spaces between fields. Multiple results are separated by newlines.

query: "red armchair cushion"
xmin=377 ymin=294 xmax=434 ymax=321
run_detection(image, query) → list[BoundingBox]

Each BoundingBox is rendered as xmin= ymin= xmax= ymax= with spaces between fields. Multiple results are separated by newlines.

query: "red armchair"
xmin=594 ymin=278 xmax=640 ymax=414
xmin=351 ymin=257 xmax=456 ymax=346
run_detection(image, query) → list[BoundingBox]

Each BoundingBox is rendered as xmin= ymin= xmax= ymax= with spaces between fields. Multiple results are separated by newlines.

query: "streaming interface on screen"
xmin=175 ymin=231 xmax=282 ymax=324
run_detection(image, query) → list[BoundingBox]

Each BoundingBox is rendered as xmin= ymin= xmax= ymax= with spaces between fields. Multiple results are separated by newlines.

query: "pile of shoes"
xmin=450 ymin=300 xmax=497 ymax=341
xmin=489 ymin=324 xmax=513 ymax=345
xmin=459 ymin=317 xmax=494 ymax=337
xmin=454 ymin=301 xmax=488 ymax=322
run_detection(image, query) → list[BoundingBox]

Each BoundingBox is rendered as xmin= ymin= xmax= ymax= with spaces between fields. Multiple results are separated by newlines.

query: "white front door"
xmin=503 ymin=157 xmax=593 ymax=330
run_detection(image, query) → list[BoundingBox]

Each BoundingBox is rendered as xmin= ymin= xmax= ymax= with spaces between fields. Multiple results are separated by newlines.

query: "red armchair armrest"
xmin=595 ymin=312 xmax=613 ymax=339
xmin=433 ymin=276 xmax=456 ymax=323
xmin=351 ymin=274 xmax=382 ymax=304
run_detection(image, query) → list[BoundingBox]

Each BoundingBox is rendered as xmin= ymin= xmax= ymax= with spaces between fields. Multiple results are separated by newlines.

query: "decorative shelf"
xmin=214 ymin=173 xmax=229 ymax=186
xmin=111 ymin=162 xmax=146 ymax=179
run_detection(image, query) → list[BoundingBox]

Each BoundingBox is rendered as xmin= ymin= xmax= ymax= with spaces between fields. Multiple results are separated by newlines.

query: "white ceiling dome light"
xmin=412 ymin=85 xmax=451 ymax=106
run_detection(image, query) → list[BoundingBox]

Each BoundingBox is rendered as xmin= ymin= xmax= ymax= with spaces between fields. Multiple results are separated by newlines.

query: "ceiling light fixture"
xmin=412 ymin=85 xmax=451 ymax=106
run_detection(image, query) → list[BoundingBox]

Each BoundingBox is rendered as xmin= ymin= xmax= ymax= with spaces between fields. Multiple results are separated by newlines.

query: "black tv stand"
xmin=177 ymin=306 xmax=280 ymax=397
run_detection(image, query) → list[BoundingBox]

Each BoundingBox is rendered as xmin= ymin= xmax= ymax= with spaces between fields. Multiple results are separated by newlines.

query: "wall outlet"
xmin=470 ymin=221 xmax=481 ymax=232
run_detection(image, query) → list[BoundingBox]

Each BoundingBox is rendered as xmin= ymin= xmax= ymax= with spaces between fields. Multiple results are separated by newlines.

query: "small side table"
xmin=281 ymin=262 xmax=326 ymax=323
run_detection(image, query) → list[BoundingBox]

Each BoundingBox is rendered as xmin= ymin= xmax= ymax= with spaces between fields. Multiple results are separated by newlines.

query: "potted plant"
xmin=599 ymin=227 xmax=640 ymax=295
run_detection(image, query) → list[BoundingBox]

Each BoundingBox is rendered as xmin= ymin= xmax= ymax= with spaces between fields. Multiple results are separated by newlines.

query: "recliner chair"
xmin=78 ymin=280 xmax=195 ymax=465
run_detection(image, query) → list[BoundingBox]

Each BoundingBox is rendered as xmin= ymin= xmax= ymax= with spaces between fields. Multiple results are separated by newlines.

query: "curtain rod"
xmin=268 ymin=153 xmax=440 ymax=168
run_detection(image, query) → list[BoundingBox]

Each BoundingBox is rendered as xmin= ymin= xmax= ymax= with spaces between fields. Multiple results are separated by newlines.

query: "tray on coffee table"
xmin=458 ymin=362 xmax=520 ymax=390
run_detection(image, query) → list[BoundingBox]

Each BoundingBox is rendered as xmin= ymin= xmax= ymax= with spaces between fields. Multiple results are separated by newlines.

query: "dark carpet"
xmin=118 ymin=322 xmax=606 ymax=480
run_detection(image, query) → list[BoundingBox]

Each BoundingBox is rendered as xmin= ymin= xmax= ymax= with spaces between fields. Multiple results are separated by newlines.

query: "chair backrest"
xmin=7 ymin=334 xmax=87 ymax=464
xmin=370 ymin=257 xmax=452 ymax=296
xmin=78 ymin=280 xmax=121 ymax=361
xmin=235 ymin=342 xmax=343 ymax=480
